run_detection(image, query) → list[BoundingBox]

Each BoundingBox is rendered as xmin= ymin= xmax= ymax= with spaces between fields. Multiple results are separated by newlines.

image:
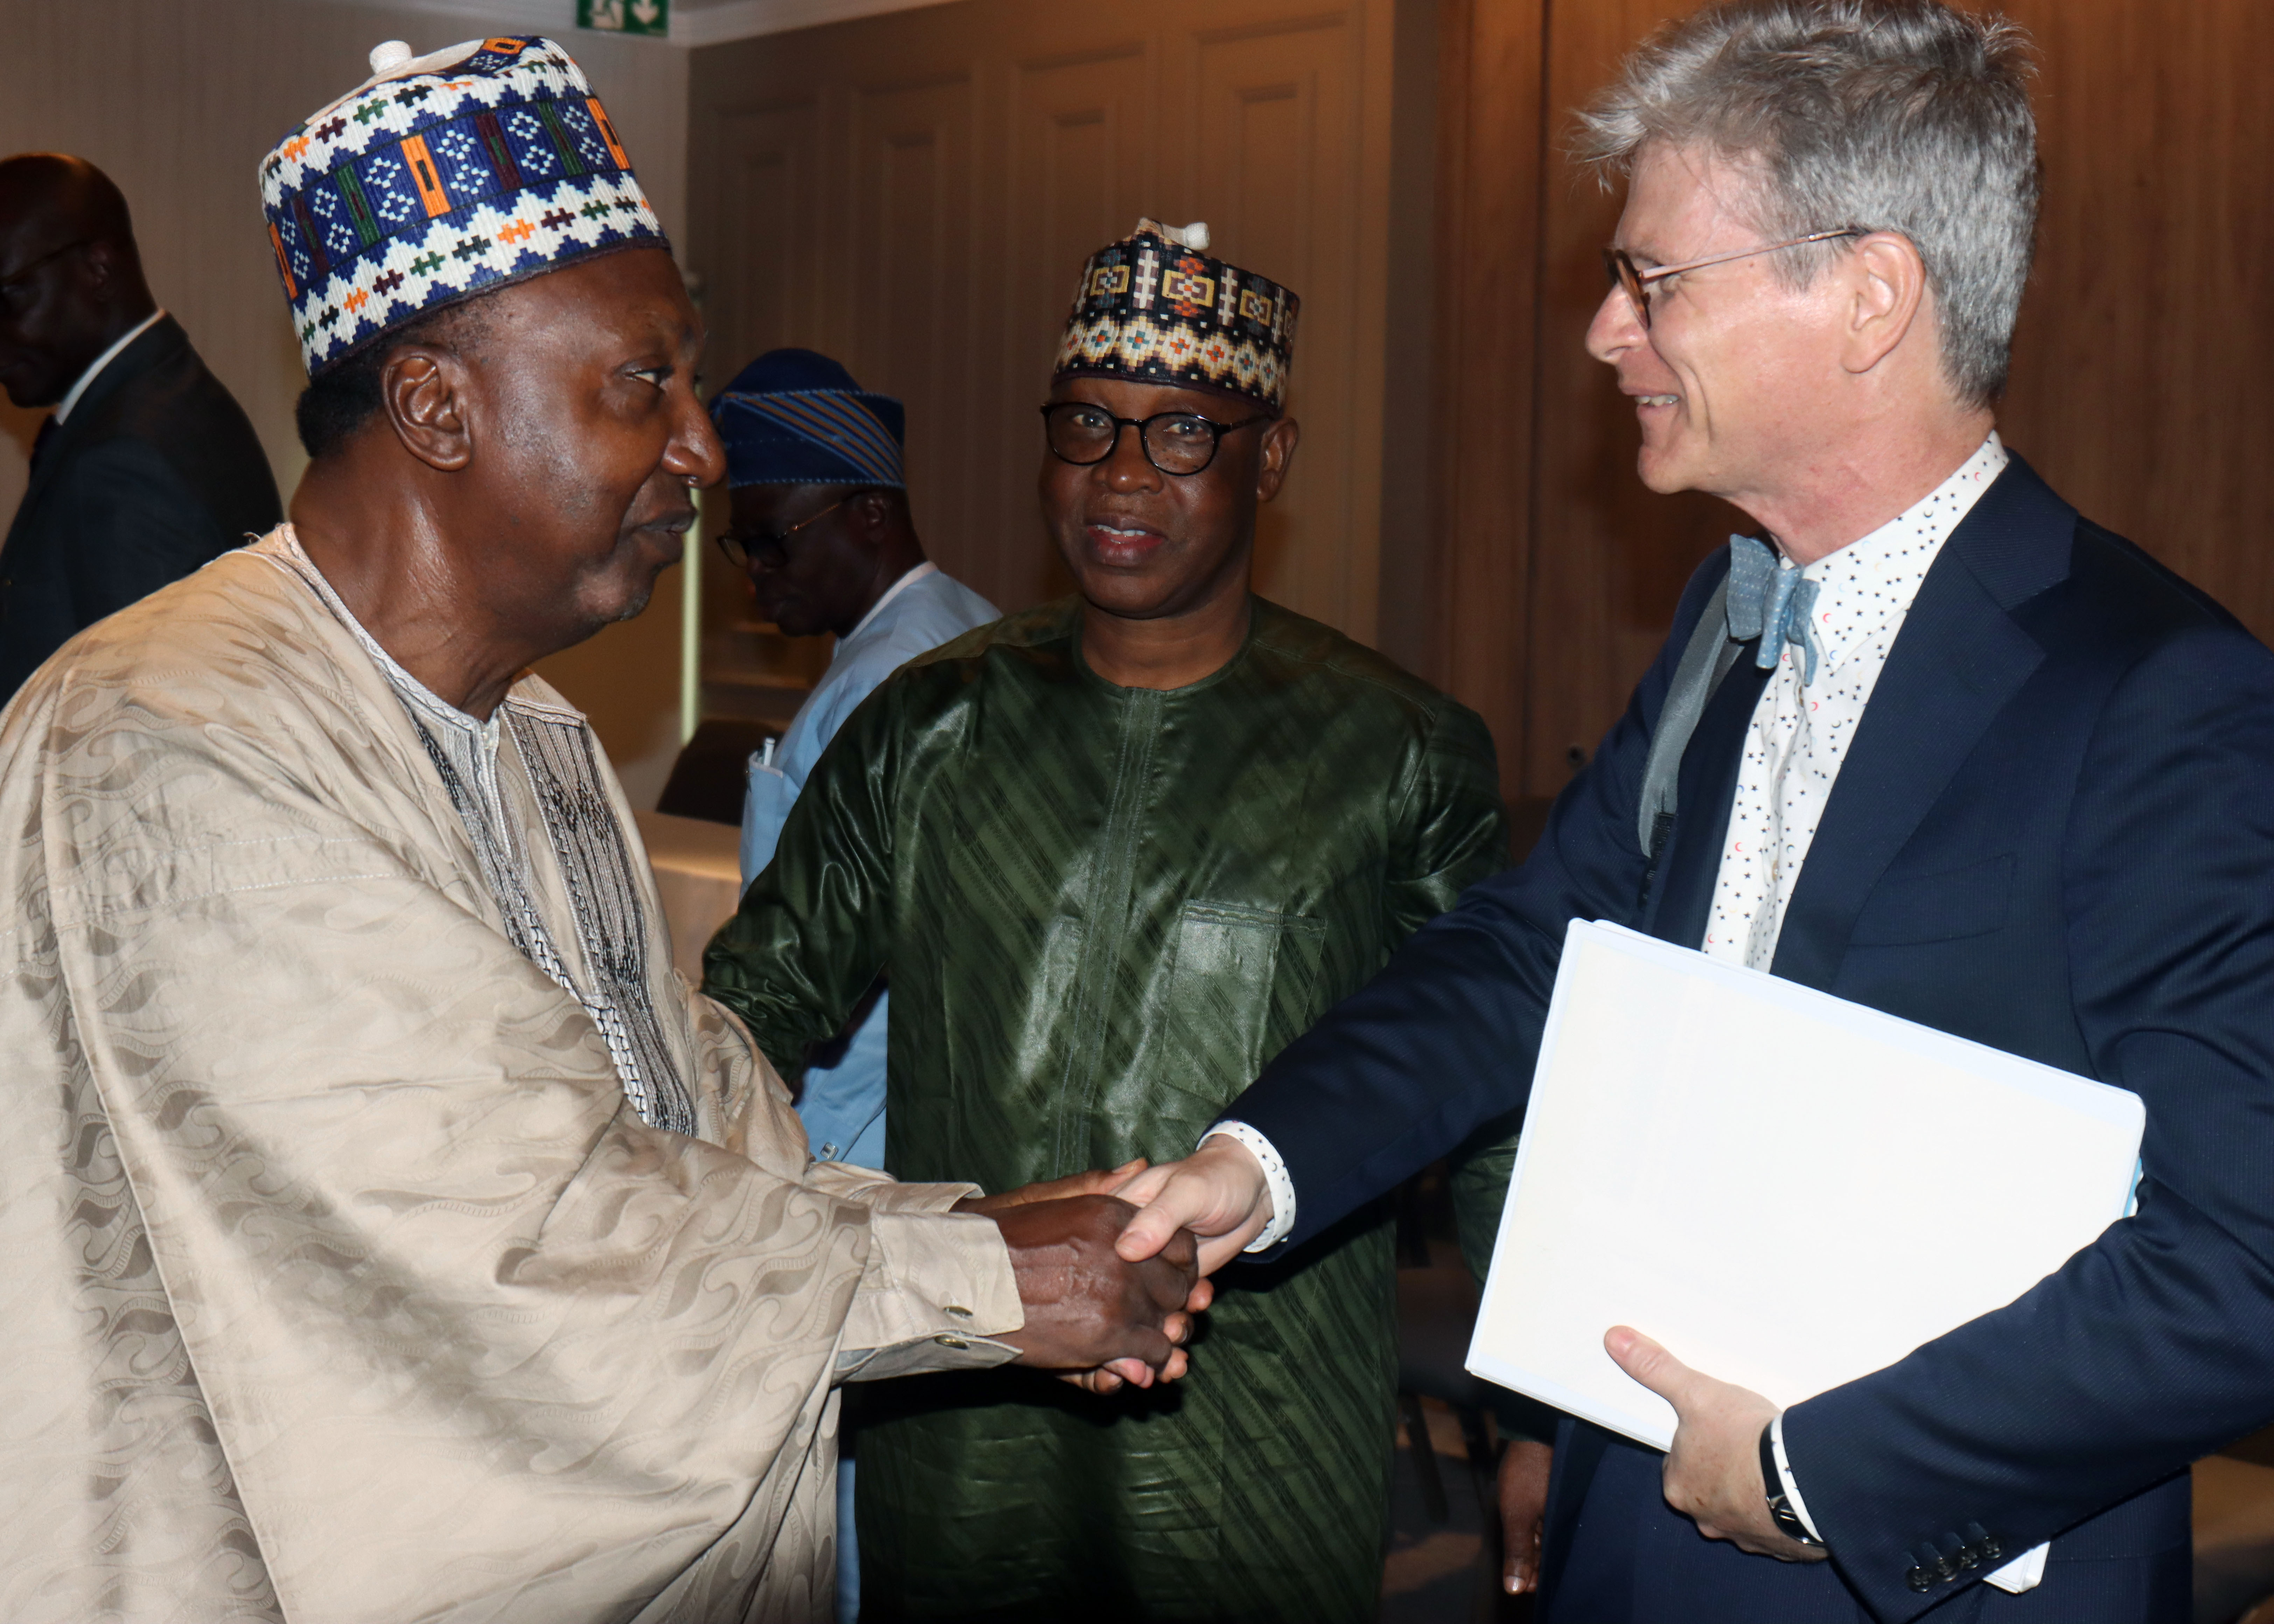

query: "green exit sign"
xmin=578 ymin=0 xmax=668 ymax=37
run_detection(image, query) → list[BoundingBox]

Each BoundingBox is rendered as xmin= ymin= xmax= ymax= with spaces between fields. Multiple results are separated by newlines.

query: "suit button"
xmin=934 ymin=1335 xmax=969 ymax=1349
xmin=1967 ymin=1522 xmax=2002 ymax=1562
xmin=1906 ymin=1566 xmax=1933 ymax=1593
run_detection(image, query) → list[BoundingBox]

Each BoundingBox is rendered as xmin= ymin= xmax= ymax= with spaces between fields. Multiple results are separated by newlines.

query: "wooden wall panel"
xmin=1429 ymin=0 xmax=1546 ymax=796
xmin=1991 ymin=0 xmax=2274 ymax=637
xmin=1369 ymin=0 xmax=1446 ymax=683
xmin=715 ymin=102 xmax=828 ymax=354
xmin=851 ymin=74 xmax=981 ymax=562
xmin=1192 ymin=15 xmax=1383 ymax=632
xmin=1520 ymin=0 xmax=1739 ymax=795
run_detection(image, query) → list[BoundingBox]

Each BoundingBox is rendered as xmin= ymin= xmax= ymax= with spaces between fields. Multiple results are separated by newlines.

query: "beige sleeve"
xmin=690 ymin=997 xmax=1019 ymax=1375
xmin=802 ymin=1156 xmax=976 ymax=1212
xmin=688 ymin=990 xmax=1019 ymax=1379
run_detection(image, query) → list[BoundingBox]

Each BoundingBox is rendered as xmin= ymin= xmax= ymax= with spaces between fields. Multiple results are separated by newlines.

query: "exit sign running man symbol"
xmin=578 ymin=0 xmax=668 ymax=37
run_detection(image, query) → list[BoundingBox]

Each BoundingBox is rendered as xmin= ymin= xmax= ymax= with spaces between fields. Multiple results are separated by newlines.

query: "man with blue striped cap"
xmin=711 ymin=349 xmax=997 ymax=926
xmin=711 ymin=346 xmax=996 ymax=1622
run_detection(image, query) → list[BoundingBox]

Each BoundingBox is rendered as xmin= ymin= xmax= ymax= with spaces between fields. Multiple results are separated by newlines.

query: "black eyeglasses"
xmin=1603 ymin=229 xmax=1860 ymax=328
xmin=714 ymin=491 xmax=860 ymax=571
xmin=1041 ymin=401 xmax=1269 ymax=477
xmin=0 ymin=239 xmax=89 ymax=320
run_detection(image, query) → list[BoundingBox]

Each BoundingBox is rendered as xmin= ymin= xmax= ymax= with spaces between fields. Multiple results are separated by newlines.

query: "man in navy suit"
xmin=1111 ymin=2 xmax=2274 ymax=1619
xmin=0 ymin=154 xmax=279 ymax=700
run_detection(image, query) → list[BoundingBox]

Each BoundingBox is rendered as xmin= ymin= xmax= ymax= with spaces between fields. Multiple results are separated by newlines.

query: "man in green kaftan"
xmin=704 ymin=219 xmax=1507 ymax=1623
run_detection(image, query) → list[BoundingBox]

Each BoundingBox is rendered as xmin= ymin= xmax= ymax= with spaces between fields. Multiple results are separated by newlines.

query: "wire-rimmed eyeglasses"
xmin=1041 ymin=401 xmax=1270 ymax=477
xmin=1603 ymin=229 xmax=1861 ymax=328
xmin=713 ymin=491 xmax=858 ymax=572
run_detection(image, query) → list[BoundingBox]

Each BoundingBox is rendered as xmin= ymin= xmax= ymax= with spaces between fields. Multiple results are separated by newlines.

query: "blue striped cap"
xmin=709 ymin=349 xmax=906 ymax=489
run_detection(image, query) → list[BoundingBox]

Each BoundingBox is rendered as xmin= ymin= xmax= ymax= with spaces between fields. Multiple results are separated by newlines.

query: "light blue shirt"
xmin=740 ymin=562 xmax=998 ymax=1170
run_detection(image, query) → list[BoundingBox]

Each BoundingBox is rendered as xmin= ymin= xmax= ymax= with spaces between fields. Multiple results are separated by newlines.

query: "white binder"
xmin=1466 ymin=919 xmax=2144 ymax=1453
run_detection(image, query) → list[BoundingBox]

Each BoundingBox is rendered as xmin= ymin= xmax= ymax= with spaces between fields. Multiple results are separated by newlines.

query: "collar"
xmin=53 ymin=308 xmax=163 ymax=425
xmin=1792 ymin=432 xmax=2008 ymax=677
xmin=843 ymin=560 xmax=938 ymax=645
xmin=270 ymin=522 xmax=503 ymax=754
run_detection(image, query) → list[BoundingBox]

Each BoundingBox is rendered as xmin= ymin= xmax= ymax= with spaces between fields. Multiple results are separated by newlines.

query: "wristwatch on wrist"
xmin=1759 ymin=1422 xmax=1828 ymax=1549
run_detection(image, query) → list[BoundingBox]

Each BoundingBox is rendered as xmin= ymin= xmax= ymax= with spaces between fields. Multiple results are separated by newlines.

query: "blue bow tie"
xmin=1725 ymin=534 xmax=1818 ymax=685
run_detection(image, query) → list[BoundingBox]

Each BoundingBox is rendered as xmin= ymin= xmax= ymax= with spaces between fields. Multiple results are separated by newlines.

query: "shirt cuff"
xmin=1984 ymin=1542 xmax=2050 ymax=1594
xmin=1769 ymin=1413 xmax=1825 ymax=1542
xmin=835 ymin=1208 xmax=1021 ymax=1381
xmin=1199 ymin=1120 xmax=1296 ymax=1252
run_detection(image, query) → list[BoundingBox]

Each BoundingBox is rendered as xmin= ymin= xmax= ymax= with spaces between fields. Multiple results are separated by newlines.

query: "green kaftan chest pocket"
xmin=1142 ymin=900 xmax=1330 ymax=1137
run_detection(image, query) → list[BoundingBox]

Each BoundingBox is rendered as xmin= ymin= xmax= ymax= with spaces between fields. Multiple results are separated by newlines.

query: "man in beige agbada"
xmin=0 ymin=37 xmax=1201 ymax=1624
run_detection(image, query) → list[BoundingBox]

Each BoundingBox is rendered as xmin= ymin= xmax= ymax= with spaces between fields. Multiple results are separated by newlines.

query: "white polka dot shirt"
xmin=1702 ymin=434 xmax=2009 ymax=969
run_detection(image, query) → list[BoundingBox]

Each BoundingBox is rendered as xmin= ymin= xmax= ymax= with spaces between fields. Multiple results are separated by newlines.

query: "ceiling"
xmin=297 ymin=0 xmax=956 ymax=47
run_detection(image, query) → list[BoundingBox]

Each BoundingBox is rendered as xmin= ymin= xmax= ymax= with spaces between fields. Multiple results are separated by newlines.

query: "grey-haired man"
xmin=1116 ymin=3 xmax=2272 ymax=1619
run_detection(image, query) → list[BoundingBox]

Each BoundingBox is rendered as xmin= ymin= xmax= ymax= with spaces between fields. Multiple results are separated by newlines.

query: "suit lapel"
xmin=1769 ymin=457 xmax=2076 ymax=990
xmin=5 ymin=318 xmax=183 ymax=569
xmin=9 ymin=317 xmax=184 ymax=524
xmin=1649 ymin=653 xmax=1771 ymax=948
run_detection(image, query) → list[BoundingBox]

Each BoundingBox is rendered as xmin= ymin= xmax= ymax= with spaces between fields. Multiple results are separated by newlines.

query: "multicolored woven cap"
xmin=1053 ymin=219 xmax=1299 ymax=413
xmin=710 ymin=349 xmax=907 ymax=489
xmin=260 ymin=36 xmax=668 ymax=376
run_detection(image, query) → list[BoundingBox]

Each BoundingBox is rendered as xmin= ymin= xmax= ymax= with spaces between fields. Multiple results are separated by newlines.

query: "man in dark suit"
xmin=0 ymin=153 xmax=279 ymax=700
xmin=1111 ymin=2 xmax=2274 ymax=1619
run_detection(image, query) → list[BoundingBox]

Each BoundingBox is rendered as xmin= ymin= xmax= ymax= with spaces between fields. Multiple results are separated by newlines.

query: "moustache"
xmin=624 ymin=501 xmax=699 ymax=537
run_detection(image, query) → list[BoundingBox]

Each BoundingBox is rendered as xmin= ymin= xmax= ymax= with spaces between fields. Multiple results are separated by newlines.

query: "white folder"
xmin=1466 ymin=919 xmax=2143 ymax=1453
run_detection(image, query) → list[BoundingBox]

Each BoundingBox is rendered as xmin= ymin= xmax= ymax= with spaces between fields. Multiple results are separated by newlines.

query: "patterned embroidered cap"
xmin=1052 ymin=219 xmax=1299 ymax=413
xmin=260 ymin=36 xmax=668 ymax=376
xmin=709 ymin=349 xmax=906 ymax=489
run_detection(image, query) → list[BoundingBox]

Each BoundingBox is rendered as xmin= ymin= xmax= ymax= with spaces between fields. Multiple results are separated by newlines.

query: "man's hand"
xmin=1604 ymin=1326 xmax=1827 ymax=1562
xmin=1110 ymin=1138 xmax=1272 ymax=1273
xmin=958 ymin=1164 xmax=1215 ymax=1392
xmin=1060 ymin=1259 xmax=1216 ymax=1395
xmin=1499 ymin=1438 xmax=1553 ymax=1594
xmin=993 ymin=1195 xmax=1201 ymax=1384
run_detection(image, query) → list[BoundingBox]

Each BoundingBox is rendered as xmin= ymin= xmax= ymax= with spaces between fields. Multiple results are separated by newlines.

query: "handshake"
xmin=956 ymin=1155 xmax=1241 ymax=1392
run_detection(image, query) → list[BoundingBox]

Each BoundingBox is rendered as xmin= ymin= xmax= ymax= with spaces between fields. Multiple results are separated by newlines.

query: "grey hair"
xmin=1576 ymin=0 xmax=2039 ymax=406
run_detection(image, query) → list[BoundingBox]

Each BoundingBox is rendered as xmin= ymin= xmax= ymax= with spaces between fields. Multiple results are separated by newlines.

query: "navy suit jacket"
xmin=0 ymin=315 xmax=280 ymax=702
xmin=1227 ymin=457 xmax=2274 ymax=1621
